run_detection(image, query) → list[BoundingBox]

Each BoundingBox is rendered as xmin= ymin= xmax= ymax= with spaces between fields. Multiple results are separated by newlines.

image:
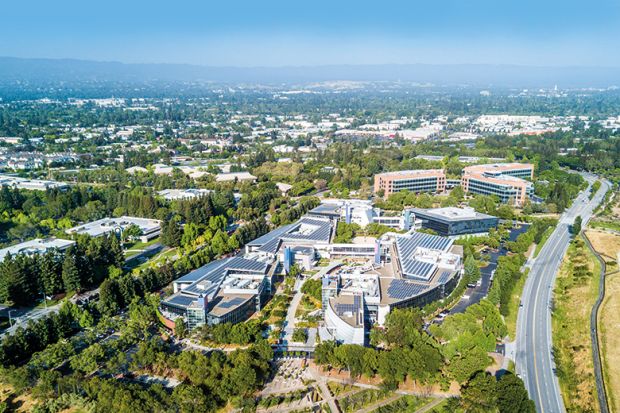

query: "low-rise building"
xmin=410 ymin=207 xmax=499 ymax=236
xmin=157 ymin=188 xmax=211 ymax=201
xmin=0 ymin=238 xmax=75 ymax=262
xmin=0 ymin=174 xmax=69 ymax=191
xmin=66 ymin=216 xmax=161 ymax=242
xmin=215 ymin=172 xmax=257 ymax=183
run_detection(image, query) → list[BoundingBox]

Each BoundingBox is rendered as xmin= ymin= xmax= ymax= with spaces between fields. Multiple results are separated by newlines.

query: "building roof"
xmin=375 ymin=169 xmax=445 ymax=180
xmin=215 ymin=172 xmax=257 ymax=182
xmin=330 ymin=294 xmax=364 ymax=328
xmin=395 ymin=232 xmax=454 ymax=281
xmin=209 ymin=294 xmax=254 ymax=317
xmin=157 ymin=188 xmax=211 ymax=201
xmin=0 ymin=238 xmax=75 ymax=262
xmin=66 ymin=216 xmax=161 ymax=237
xmin=411 ymin=207 xmax=496 ymax=222
xmin=463 ymin=163 xmax=534 ymax=175
xmin=247 ymin=216 xmax=334 ymax=253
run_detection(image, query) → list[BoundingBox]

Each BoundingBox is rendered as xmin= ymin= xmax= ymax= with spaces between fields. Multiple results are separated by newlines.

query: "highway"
xmin=515 ymin=174 xmax=610 ymax=413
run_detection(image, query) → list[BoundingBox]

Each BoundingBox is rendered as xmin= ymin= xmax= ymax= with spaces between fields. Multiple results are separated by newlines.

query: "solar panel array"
xmin=396 ymin=232 xmax=453 ymax=280
xmin=165 ymin=294 xmax=198 ymax=307
xmin=258 ymin=237 xmax=282 ymax=254
xmin=437 ymin=271 xmax=454 ymax=285
xmin=218 ymin=296 xmax=247 ymax=309
xmin=227 ymin=256 xmax=270 ymax=273
xmin=387 ymin=279 xmax=430 ymax=300
xmin=403 ymin=260 xmax=436 ymax=280
xmin=396 ymin=232 xmax=453 ymax=256
xmin=282 ymin=217 xmax=333 ymax=243
xmin=335 ymin=294 xmax=362 ymax=315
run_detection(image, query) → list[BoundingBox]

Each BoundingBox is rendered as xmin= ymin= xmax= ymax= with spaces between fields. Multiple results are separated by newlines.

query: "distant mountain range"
xmin=0 ymin=56 xmax=619 ymax=88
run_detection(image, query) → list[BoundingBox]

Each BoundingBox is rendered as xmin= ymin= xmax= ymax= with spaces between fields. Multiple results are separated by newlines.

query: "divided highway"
xmin=515 ymin=174 xmax=610 ymax=413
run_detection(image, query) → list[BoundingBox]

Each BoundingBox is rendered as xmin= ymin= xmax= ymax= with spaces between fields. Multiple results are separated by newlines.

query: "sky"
xmin=1 ymin=0 xmax=620 ymax=67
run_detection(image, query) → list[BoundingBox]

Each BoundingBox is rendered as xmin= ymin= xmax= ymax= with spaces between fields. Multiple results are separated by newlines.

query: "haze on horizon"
xmin=2 ymin=0 xmax=620 ymax=68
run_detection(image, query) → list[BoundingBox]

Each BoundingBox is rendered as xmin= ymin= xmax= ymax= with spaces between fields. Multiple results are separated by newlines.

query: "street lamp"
xmin=8 ymin=309 xmax=17 ymax=328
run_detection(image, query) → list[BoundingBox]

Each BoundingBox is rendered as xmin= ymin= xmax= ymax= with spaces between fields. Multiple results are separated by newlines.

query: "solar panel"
xmin=335 ymin=295 xmax=362 ymax=315
xmin=218 ymin=297 xmax=246 ymax=309
xmin=437 ymin=271 xmax=453 ymax=284
xmin=387 ymin=279 xmax=430 ymax=300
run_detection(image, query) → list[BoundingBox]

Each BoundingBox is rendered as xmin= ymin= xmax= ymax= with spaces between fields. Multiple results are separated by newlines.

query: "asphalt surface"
xmin=451 ymin=224 xmax=529 ymax=314
xmin=515 ymin=174 xmax=610 ymax=413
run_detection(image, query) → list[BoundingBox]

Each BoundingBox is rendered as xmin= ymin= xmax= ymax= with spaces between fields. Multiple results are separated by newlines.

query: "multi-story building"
xmin=461 ymin=163 xmax=535 ymax=206
xmin=462 ymin=163 xmax=534 ymax=180
xmin=160 ymin=256 xmax=276 ymax=329
xmin=373 ymin=169 xmax=446 ymax=198
xmin=320 ymin=231 xmax=463 ymax=344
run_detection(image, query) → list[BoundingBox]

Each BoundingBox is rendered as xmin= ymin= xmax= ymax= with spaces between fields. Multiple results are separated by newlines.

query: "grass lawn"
xmin=590 ymin=219 xmax=620 ymax=232
xmin=587 ymin=231 xmax=620 ymax=412
xmin=124 ymin=237 xmax=161 ymax=258
xmin=505 ymin=268 xmax=529 ymax=340
xmin=552 ymin=236 xmax=601 ymax=412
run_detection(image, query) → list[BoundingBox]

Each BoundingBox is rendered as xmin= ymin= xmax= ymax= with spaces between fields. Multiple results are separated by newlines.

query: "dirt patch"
xmin=585 ymin=230 xmax=620 ymax=262
xmin=599 ymin=271 xmax=620 ymax=413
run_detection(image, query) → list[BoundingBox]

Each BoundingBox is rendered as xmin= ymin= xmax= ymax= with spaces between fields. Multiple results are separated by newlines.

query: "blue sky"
xmin=2 ymin=0 xmax=619 ymax=67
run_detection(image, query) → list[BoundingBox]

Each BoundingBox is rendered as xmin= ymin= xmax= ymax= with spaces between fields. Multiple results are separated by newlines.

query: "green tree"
xmin=61 ymin=249 xmax=81 ymax=293
xmin=460 ymin=371 xmax=498 ymax=412
xmin=496 ymin=373 xmax=536 ymax=413
xmin=572 ymin=215 xmax=582 ymax=236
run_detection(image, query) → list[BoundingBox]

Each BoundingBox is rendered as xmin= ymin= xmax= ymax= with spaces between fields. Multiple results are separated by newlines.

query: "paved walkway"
xmin=414 ymin=397 xmax=445 ymax=413
xmin=309 ymin=368 xmax=340 ymax=413
xmin=356 ymin=393 xmax=403 ymax=413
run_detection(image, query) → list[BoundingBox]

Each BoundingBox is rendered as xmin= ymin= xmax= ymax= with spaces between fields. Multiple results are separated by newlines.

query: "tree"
xmin=161 ymin=218 xmax=182 ymax=247
xmin=464 ymin=255 xmax=481 ymax=284
xmin=496 ymin=373 xmax=536 ymax=413
xmin=572 ymin=215 xmax=582 ymax=236
xmin=99 ymin=278 xmax=121 ymax=316
xmin=175 ymin=317 xmax=187 ymax=338
xmin=460 ymin=371 xmax=498 ymax=412
xmin=61 ymin=250 xmax=81 ymax=293
xmin=292 ymin=328 xmax=308 ymax=343
xmin=39 ymin=251 xmax=63 ymax=296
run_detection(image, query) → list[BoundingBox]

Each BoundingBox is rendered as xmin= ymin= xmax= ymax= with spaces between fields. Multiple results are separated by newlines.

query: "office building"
xmin=320 ymin=231 xmax=462 ymax=344
xmin=66 ymin=216 xmax=161 ymax=242
xmin=373 ymin=169 xmax=446 ymax=198
xmin=461 ymin=163 xmax=534 ymax=205
xmin=410 ymin=207 xmax=499 ymax=236
xmin=160 ymin=256 xmax=275 ymax=329
xmin=0 ymin=238 xmax=75 ymax=262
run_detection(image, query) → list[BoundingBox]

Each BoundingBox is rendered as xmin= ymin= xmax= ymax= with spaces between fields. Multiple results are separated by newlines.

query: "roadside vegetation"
xmin=552 ymin=237 xmax=601 ymax=413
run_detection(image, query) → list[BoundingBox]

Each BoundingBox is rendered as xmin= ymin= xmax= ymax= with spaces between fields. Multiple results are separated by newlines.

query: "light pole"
xmin=8 ymin=309 xmax=17 ymax=328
